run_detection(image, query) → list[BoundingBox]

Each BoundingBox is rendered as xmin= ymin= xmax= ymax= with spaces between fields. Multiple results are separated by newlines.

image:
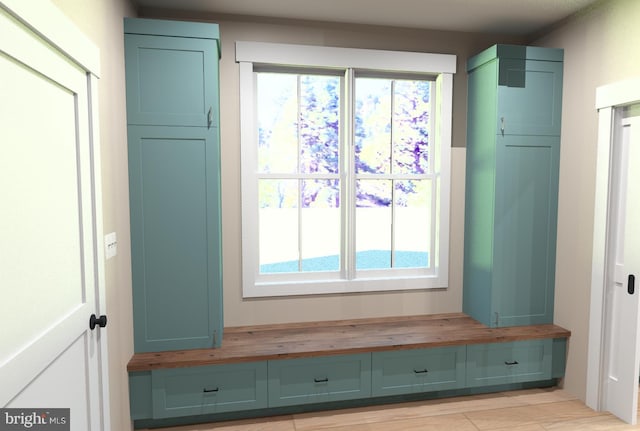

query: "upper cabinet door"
xmin=125 ymin=34 xmax=219 ymax=127
xmin=497 ymin=59 xmax=563 ymax=136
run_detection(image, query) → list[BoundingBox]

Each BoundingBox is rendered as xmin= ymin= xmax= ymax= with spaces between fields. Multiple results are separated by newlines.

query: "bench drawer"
xmin=268 ymin=354 xmax=371 ymax=407
xmin=151 ymin=362 xmax=267 ymax=418
xmin=372 ymin=346 xmax=466 ymax=396
xmin=466 ymin=339 xmax=552 ymax=387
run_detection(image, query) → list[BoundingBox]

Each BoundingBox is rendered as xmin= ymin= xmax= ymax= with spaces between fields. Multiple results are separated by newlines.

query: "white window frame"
xmin=237 ymin=41 xmax=455 ymax=298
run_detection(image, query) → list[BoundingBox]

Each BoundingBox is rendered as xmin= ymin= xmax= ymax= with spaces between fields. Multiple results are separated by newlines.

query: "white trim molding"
xmin=237 ymin=41 xmax=455 ymax=297
xmin=236 ymin=41 xmax=456 ymax=75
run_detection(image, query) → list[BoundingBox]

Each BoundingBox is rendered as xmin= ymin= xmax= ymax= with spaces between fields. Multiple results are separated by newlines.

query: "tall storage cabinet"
xmin=125 ymin=18 xmax=223 ymax=352
xmin=463 ymin=45 xmax=563 ymax=328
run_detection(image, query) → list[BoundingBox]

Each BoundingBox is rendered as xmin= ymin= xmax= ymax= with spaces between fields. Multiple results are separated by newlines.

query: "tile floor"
xmin=142 ymin=387 xmax=640 ymax=430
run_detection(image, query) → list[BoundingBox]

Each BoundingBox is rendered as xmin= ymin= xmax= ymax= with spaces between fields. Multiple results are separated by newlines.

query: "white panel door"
xmin=0 ymin=4 xmax=106 ymax=431
xmin=604 ymin=116 xmax=640 ymax=424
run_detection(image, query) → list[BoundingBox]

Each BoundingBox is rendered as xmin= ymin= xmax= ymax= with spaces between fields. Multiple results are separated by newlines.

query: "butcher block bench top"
xmin=127 ymin=312 xmax=570 ymax=372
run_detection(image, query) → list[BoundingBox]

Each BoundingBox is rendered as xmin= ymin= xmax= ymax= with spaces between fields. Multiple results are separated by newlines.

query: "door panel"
xmin=125 ymin=34 xmax=219 ymax=127
xmin=128 ymin=126 xmax=223 ymax=352
xmin=497 ymin=59 xmax=563 ymax=136
xmin=0 ymin=4 xmax=104 ymax=430
xmin=493 ymin=135 xmax=559 ymax=326
xmin=7 ymin=335 xmax=92 ymax=427
xmin=604 ymin=117 xmax=640 ymax=424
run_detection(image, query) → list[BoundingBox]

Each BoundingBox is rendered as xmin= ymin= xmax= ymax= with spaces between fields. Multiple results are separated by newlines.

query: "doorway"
xmin=587 ymin=77 xmax=640 ymax=424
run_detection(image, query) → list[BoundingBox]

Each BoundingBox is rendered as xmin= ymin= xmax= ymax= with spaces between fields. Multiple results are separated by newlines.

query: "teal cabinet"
xmin=124 ymin=33 xmax=219 ymax=127
xmin=463 ymin=45 xmax=563 ymax=327
xmin=466 ymin=340 xmax=552 ymax=387
xmin=125 ymin=19 xmax=223 ymax=352
xmin=268 ymin=354 xmax=371 ymax=407
xmin=151 ymin=363 xmax=267 ymax=419
xmin=129 ymin=343 xmax=566 ymax=426
xmin=371 ymin=346 xmax=466 ymax=396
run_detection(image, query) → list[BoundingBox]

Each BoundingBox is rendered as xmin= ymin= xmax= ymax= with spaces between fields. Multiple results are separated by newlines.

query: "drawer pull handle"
xmin=203 ymin=387 xmax=219 ymax=393
xmin=413 ymin=369 xmax=429 ymax=374
xmin=314 ymin=377 xmax=329 ymax=383
xmin=504 ymin=361 xmax=519 ymax=366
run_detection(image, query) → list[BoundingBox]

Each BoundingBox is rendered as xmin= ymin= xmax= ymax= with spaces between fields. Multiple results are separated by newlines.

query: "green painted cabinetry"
xmin=371 ymin=346 xmax=466 ymax=396
xmin=151 ymin=362 xmax=267 ymax=418
xmin=130 ymin=342 xmax=565 ymax=426
xmin=268 ymin=354 xmax=372 ymax=407
xmin=466 ymin=340 xmax=552 ymax=387
xmin=125 ymin=18 xmax=223 ymax=352
xmin=463 ymin=45 xmax=563 ymax=327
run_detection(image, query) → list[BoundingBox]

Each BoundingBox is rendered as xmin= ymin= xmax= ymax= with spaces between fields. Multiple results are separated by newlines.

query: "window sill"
xmin=243 ymin=275 xmax=448 ymax=298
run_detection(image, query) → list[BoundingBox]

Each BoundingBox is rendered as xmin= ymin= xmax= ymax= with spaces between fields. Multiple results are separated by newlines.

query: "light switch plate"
xmin=105 ymin=232 xmax=117 ymax=259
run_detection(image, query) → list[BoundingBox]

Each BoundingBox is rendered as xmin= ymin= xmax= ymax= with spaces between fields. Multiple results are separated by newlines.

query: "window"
xmin=237 ymin=42 xmax=455 ymax=297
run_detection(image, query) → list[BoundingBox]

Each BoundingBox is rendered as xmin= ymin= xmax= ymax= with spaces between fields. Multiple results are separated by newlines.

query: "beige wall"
xmin=532 ymin=0 xmax=640 ymax=400
xmin=49 ymin=1 xmax=136 ymax=429
xmin=140 ymin=9 xmax=524 ymax=327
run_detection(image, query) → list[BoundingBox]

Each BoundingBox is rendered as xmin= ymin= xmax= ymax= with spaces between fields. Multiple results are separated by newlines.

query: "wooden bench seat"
xmin=127 ymin=313 xmax=570 ymax=372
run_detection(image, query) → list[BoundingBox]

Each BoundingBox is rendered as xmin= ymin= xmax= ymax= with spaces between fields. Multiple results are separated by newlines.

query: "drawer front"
xmin=151 ymin=362 xmax=267 ymax=418
xmin=466 ymin=339 xmax=552 ymax=387
xmin=268 ymin=354 xmax=371 ymax=407
xmin=372 ymin=346 xmax=466 ymax=396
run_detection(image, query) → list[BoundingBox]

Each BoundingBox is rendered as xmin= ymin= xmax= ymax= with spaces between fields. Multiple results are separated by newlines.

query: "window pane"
xmin=355 ymin=78 xmax=391 ymax=174
xmin=356 ymin=179 xmax=391 ymax=269
xmin=301 ymin=179 xmax=340 ymax=272
xmin=393 ymin=80 xmax=431 ymax=174
xmin=300 ymin=75 xmax=340 ymax=174
xmin=259 ymin=179 xmax=298 ymax=273
xmin=394 ymin=180 xmax=431 ymax=268
xmin=257 ymin=73 xmax=298 ymax=174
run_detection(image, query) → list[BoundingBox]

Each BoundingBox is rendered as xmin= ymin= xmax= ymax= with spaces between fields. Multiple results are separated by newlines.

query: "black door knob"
xmin=89 ymin=314 xmax=107 ymax=330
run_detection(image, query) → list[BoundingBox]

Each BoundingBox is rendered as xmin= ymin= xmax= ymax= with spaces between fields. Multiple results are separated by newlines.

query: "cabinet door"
xmin=493 ymin=135 xmax=560 ymax=326
xmin=371 ymin=346 xmax=466 ymax=396
xmin=128 ymin=125 xmax=223 ymax=352
xmin=151 ymin=362 xmax=267 ymax=419
xmin=466 ymin=340 xmax=552 ymax=387
xmin=497 ymin=59 xmax=563 ymax=136
xmin=268 ymin=354 xmax=371 ymax=407
xmin=125 ymin=34 xmax=219 ymax=127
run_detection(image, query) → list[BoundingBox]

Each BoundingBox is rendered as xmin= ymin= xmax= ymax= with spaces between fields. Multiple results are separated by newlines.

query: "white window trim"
xmin=237 ymin=41 xmax=455 ymax=298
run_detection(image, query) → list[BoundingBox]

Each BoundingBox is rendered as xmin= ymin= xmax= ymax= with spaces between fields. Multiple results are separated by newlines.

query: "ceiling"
xmin=134 ymin=0 xmax=599 ymax=36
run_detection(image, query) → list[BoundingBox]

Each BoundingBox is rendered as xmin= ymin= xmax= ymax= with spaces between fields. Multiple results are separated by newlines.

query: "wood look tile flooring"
xmin=142 ymin=387 xmax=640 ymax=430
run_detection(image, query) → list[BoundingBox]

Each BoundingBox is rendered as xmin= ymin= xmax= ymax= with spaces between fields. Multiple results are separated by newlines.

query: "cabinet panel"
xmin=128 ymin=126 xmax=222 ymax=352
xmin=493 ymin=135 xmax=560 ymax=326
xmin=125 ymin=34 xmax=219 ymax=127
xmin=151 ymin=362 xmax=267 ymax=419
xmin=268 ymin=354 xmax=371 ymax=407
xmin=372 ymin=346 xmax=466 ymax=396
xmin=497 ymin=59 xmax=563 ymax=136
xmin=466 ymin=340 xmax=552 ymax=387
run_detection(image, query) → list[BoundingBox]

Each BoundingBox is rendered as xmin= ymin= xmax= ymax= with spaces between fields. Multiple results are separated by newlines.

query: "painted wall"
xmin=48 ymin=1 xmax=136 ymax=429
xmin=139 ymin=9 xmax=525 ymax=327
xmin=532 ymin=0 xmax=640 ymax=400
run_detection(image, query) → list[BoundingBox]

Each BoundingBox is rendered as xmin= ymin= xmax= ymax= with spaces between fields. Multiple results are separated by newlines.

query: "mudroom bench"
xmin=128 ymin=313 xmax=570 ymax=429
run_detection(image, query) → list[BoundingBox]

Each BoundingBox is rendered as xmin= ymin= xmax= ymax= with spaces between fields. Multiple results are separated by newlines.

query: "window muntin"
xmin=237 ymin=42 xmax=454 ymax=297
